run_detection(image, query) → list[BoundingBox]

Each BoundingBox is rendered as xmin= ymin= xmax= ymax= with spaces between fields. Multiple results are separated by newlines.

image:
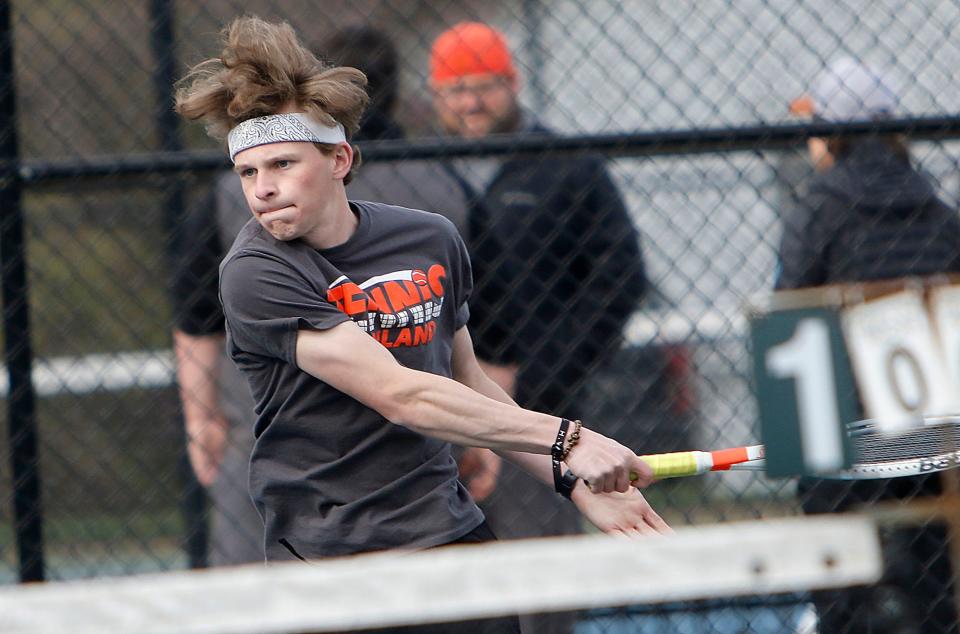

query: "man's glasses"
xmin=434 ymin=78 xmax=509 ymax=100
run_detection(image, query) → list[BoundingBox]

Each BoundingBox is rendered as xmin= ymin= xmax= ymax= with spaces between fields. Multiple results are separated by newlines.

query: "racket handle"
xmin=639 ymin=451 xmax=710 ymax=478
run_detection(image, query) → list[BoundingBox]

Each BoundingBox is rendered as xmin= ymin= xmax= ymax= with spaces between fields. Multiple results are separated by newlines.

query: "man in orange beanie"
xmin=430 ymin=22 xmax=519 ymax=139
xmin=429 ymin=22 xmax=649 ymax=634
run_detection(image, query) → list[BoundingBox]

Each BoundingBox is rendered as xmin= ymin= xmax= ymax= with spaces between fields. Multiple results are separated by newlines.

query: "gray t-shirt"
xmin=219 ymin=200 xmax=483 ymax=560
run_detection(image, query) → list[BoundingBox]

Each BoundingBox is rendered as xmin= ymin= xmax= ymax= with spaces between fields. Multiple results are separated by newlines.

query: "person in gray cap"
xmin=776 ymin=57 xmax=960 ymax=634
xmin=777 ymin=57 xmax=960 ymax=286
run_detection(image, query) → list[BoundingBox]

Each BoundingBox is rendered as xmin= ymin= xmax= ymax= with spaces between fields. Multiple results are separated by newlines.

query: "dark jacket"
xmin=776 ymin=138 xmax=960 ymax=290
xmin=467 ymin=125 xmax=646 ymax=414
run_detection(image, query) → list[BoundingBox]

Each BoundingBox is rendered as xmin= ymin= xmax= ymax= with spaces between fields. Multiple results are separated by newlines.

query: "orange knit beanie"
xmin=430 ymin=22 xmax=516 ymax=85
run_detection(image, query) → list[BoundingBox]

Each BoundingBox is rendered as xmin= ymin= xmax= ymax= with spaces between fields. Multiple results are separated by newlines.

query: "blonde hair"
xmin=175 ymin=16 xmax=369 ymax=181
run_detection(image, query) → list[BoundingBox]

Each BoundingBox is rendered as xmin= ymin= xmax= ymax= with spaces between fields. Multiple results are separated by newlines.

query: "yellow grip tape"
xmin=639 ymin=452 xmax=700 ymax=478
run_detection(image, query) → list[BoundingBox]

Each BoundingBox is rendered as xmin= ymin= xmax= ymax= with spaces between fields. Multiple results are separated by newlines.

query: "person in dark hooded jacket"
xmin=776 ymin=58 xmax=960 ymax=634
xmin=776 ymin=135 xmax=960 ymax=288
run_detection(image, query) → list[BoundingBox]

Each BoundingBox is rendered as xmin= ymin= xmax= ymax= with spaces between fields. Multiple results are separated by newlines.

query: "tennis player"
xmin=174 ymin=16 xmax=668 ymax=581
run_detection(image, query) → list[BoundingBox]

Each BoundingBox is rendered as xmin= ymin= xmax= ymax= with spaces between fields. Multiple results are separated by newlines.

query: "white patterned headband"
xmin=227 ymin=113 xmax=347 ymax=162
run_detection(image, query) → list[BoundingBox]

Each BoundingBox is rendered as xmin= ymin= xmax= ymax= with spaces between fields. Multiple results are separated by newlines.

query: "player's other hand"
xmin=564 ymin=427 xmax=655 ymax=493
xmin=573 ymin=487 xmax=672 ymax=536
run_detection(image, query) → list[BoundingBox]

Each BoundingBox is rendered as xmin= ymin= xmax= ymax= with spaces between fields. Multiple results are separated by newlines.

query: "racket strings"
xmin=853 ymin=424 xmax=960 ymax=463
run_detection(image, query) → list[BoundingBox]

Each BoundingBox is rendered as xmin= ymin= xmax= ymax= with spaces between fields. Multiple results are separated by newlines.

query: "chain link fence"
xmin=4 ymin=0 xmax=960 ymax=631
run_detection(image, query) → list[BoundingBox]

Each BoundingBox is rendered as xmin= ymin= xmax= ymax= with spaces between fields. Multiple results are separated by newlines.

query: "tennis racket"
xmin=636 ymin=415 xmax=960 ymax=480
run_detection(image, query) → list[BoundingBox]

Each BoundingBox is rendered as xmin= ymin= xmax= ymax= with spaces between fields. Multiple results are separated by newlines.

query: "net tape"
xmin=0 ymin=516 xmax=881 ymax=634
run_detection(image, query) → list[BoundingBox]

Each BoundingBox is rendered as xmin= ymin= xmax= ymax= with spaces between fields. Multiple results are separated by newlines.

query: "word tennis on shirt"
xmin=327 ymin=264 xmax=448 ymax=348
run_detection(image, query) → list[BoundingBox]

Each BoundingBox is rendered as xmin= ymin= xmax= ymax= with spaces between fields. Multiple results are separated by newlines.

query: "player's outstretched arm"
xmin=294 ymin=322 xmax=651 ymax=492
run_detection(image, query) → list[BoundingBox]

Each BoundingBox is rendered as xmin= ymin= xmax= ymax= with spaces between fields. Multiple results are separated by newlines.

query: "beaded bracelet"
xmin=559 ymin=419 xmax=582 ymax=462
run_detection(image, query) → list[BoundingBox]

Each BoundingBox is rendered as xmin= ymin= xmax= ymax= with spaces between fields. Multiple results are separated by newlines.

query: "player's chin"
xmin=263 ymin=221 xmax=300 ymax=242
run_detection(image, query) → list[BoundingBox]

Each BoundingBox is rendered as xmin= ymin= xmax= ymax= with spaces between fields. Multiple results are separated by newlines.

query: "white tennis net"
xmin=0 ymin=516 xmax=881 ymax=634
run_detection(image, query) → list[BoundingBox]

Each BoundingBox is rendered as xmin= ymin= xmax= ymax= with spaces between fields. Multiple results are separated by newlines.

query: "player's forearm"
xmin=499 ymin=450 xmax=558 ymax=488
xmin=388 ymin=369 xmax=560 ymax=454
xmin=379 ymin=370 xmax=652 ymax=492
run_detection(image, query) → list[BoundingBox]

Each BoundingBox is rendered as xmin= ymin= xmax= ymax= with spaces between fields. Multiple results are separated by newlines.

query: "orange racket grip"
xmin=710 ymin=445 xmax=765 ymax=470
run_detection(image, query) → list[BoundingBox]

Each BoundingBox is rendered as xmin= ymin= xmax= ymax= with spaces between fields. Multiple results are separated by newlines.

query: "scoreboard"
xmin=750 ymin=278 xmax=960 ymax=477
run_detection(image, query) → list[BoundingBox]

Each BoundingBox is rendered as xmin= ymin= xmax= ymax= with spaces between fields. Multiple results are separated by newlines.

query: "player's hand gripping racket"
xmin=582 ymin=445 xmax=765 ymax=488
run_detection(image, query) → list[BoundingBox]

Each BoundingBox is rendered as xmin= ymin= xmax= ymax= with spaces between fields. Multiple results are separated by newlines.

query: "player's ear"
xmin=331 ymin=143 xmax=353 ymax=180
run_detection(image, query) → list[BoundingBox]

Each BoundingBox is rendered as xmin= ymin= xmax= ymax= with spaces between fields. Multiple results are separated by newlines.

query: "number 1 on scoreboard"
xmin=750 ymin=306 xmax=856 ymax=477
xmin=766 ymin=318 xmax=846 ymax=473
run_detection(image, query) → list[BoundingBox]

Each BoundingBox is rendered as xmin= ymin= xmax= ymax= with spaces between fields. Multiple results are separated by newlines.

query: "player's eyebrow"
xmin=233 ymin=152 xmax=301 ymax=174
